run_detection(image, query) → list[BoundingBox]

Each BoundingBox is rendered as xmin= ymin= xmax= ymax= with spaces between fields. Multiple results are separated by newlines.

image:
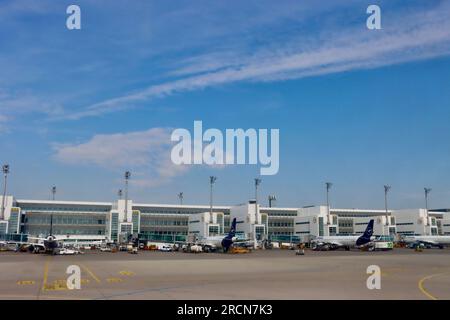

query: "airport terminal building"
xmin=0 ymin=196 xmax=297 ymax=244
xmin=1 ymin=195 xmax=449 ymax=244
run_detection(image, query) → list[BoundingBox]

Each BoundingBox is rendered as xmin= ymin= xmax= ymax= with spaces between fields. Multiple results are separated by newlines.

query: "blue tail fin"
xmin=227 ymin=218 xmax=236 ymax=239
xmin=221 ymin=218 xmax=237 ymax=252
xmin=356 ymin=219 xmax=374 ymax=246
xmin=363 ymin=219 xmax=374 ymax=238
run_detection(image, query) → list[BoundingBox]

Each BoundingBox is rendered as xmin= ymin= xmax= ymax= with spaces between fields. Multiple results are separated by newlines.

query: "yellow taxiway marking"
xmin=40 ymin=258 xmax=95 ymax=292
xmin=45 ymin=279 xmax=68 ymax=291
xmin=107 ymin=277 xmax=123 ymax=283
xmin=417 ymin=273 xmax=448 ymax=300
xmin=41 ymin=258 xmax=50 ymax=291
xmin=42 ymin=278 xmax=91 ymax=291
xmin=80 ymin=264 xmax=101 ymax=283
xmin=17 ymin=280 xmax=35 ymax=285
xmin=119 ymin=270 xmax=135 ymax=276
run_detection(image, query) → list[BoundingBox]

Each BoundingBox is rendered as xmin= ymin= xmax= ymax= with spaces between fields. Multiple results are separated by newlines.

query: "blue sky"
xmin=1 ymin=0 xmax=450 ymax=209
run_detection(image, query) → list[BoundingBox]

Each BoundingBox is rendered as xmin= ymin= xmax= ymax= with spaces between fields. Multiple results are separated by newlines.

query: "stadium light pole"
xmin=254 ymin=178 xmax=262 ymax=246
xmin=424 ymin=187 xmax=432 ymax=211
xmin=423 ymin=188 xmax=432 ymax=213
xmin=1 ymin=164 xmax=10 ymax=221
xmin=424 ymin=187 xmax=432 ymax=226
xmin=325 ymin=182 xmax=333 ymax=224
xmin=51 ymin=186 xmax=56 ymax=201
xmin=209 ymin=176 xmax=217 ymax=223
xmin=268 ymin=195 xmax=276 ymax=208
xmin=124 ymin=171 xmax=131 ymax=222
xmin=384 ymin=185 xmax=391 ymax=233
xmin=255 ymin=178 xmax=262 ymax=215
xmin=384 ymin=185 xmax=391 ymax=214
xmin=178 ymin=192 xmax=184 ymax=205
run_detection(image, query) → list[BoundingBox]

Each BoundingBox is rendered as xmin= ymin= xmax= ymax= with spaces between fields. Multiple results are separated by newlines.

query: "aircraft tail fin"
xmin=227 ymin=218 xmax=236 ymax=238
xmin=221 ymin=218 xmax=237 ymax=252
xmin=356 ymin=219 xmax=374 ymax=246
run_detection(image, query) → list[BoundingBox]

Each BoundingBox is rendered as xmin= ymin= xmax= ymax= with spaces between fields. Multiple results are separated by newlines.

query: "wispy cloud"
xmin=58 ymin=2 xmax=450 ymax=120
xmin=52 ymin=125 xmax=238 ymax=187
xmin=53 ymin=128 xmax=190 ymax=187
xmin=0 ymin=115 xmax=9 ymax=134
xmin=0 ymin=88 xmax=64 ymax=133
xmin=0 ymin=89 xmax=63 ymax=115
xmin=0 ymin=0 xmax=54 ymax=19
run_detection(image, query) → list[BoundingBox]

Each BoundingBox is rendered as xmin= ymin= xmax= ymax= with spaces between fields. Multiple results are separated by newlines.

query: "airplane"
xmin=402 ymin=235 xmax=450 ymax=249
xmin=28 ymin=214 xmax=59 ymax=254
xmin=197 ymin=217 xmax=238 ymax=252
xmin=311 ymin=219 xmax=375 ymax=251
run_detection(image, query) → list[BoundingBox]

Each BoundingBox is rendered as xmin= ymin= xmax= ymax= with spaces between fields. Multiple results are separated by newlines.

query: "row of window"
xmin=140 ymin=231 xmax=188 ymax=235
xmin=338 ymin=221 xmax=353 ymax=227
xmin=268 ymin=222 xmax=293 ymax=227
xmin=22 ymin=207 xmax=109 ymax=212
xmin=141 ymin=220 xmax=188 ymax=226
xmin=26 ymin=228 xmax=105 ymax=235
xmin=264 ymin=212 xmax=297 ymax=217
xmin=140 ymin=209 xmax=221 ymax=215
xmin=26 ymin=216 xmax=105 ymax=225
xmin=269 ymin=232 xmax=293 ymax=236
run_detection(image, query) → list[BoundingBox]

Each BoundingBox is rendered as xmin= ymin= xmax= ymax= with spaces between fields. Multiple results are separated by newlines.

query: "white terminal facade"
xmin=1 ymin=195 xmax=450 ymax=244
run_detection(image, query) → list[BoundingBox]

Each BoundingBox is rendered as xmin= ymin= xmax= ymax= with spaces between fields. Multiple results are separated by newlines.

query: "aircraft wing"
xmin=326 ymin=241 xmax=344 ymax=247
xmin=314 ymin=240 xmax=344 ymax=247
xmin=198 ymin=239 xmax=219 ymax=248
xmin=416 ymin=239 xmax=438 ymax=246
xmin=27 ymin=236 xmax=45 ymax=242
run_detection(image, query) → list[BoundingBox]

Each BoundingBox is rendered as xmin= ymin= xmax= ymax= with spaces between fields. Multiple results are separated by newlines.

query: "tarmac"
xmin=0 ymin=248 xmax=449 ymax=300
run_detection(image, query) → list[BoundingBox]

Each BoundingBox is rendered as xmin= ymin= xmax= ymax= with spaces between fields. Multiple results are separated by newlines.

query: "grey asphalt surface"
xmin=0 ymin=248 xmax=449 ymax=300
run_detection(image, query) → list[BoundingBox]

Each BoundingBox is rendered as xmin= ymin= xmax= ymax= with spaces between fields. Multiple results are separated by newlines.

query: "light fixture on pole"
xmin=51 ymin=186 xmax=56 ymax=201
xmin=254 ymin=178 xmax=262 ymax=216
xmin=325 ymin=182 xmax=333 ymax=224
xmin=424 ymin=187 xmax=432 ymax=211
xmin=178 ymin=192 xmax=184 ymax=205
xmin=384 ymin=185 xmax=391 ymax=213
xmin=1 ymin=164 xmax=10 ymax=221
xmin=209 ymin=176 xmax=217 ymax=222
xmin=268 ymin=195 xmax=276 ymax=208
xmin=118 ymin=189 xmax=123 ymax=199
xmin=384 ymin=185 xmax=391 ymax=230
xmin=124 ymin=171 xmax=131 ymax=222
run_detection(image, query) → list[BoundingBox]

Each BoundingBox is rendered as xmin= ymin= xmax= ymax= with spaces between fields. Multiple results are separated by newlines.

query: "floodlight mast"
xmin=209 ymin=176 xmax=217 ymax=223
xmin=51 ymin=186 xmax=56 ymax=201
xmin=383 ymin=185 xmax=392 ymax=232
xmin=325 ymin=182 xmax=333 ymax=225
xmin=1 ymin=164 xmax=10 ymax=221
xmin=255 ymin=178 xmax=262 ymax=220
xmin=424 ymin=187 xmax=432 ymax=228
xmin=124 ymin=171 xmax=131 ymax=222
xmin=424 ymin=187 xmax=432 ymax=211
xmin=268 ymin=195 xmax=276 ymax=208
